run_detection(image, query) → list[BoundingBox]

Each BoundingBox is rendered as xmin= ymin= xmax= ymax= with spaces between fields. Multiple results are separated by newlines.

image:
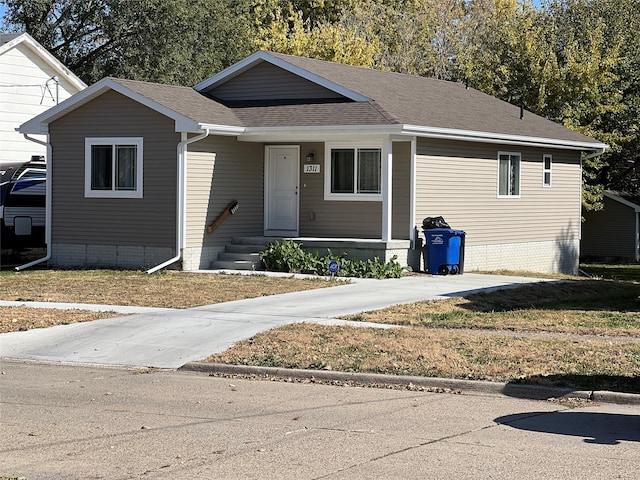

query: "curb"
xmin=181 ymin=362 xmax=640 ymax=406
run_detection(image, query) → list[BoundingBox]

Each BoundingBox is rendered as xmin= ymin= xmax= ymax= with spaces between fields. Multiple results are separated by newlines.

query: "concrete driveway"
xmin=0 ymin=273 xmax=549 ymax=368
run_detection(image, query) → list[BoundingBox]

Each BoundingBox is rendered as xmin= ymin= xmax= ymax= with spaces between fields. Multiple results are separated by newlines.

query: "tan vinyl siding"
xmin=298 ymin=142 xmax=381 ymax=238
xmin=209 ymin=61 xmax=344 ymax=102
xmin=185 ymin=150 xmax=215 ymax=247
xmin=415 ymin=139 xmax=581 ymax=246
xmin=581 ymin=197 xmax=637 ymax=259
xmin=187 ymin=136 xmax=264 ymax=248
xmin=49 ymin=90 xmax=180 ymax=248
xmin=297 ymin=141 xmax=411 ymax=239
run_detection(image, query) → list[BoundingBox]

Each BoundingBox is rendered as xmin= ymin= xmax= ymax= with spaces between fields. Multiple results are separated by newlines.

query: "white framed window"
xmin=543 ymin=154 xmax=552 ymax=187
xmin=324 ymin=143 xmax=382 ymax=201
xmin=497 ymin=151 xmax=521 ymax=197
xmin=85 ymin=137 xmax=143 ymax=198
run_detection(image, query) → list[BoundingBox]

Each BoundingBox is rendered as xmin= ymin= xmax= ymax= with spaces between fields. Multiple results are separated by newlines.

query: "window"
xmin=325 ymin=145 xmax=382 ymax=200
xmin=543 ymin=154 xmax=552 ymax=187
xmin=498 ymin=152 xmax=521 ymax=197
xmin=85 ymin=138 xmax=143 ymax=198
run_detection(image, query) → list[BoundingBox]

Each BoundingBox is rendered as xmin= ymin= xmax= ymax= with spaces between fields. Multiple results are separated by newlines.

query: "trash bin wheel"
xmin=437 ymin=265 xmax=450 ymax=275
xmin=450 ymin=265 xmax=459 ymax=275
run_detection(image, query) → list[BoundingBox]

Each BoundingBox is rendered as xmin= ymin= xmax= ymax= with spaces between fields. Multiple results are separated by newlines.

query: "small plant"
xmin=260 ymin=240 xmax=410 ymax=279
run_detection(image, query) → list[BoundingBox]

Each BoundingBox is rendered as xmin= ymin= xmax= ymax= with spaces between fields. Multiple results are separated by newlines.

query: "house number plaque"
xmin=304 ymin=164 xmax=321 ymax=173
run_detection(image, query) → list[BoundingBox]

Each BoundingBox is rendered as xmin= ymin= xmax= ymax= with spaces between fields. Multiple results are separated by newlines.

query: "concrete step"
xmin=225 ymin=244 xmax=265 ymax=254
xmin=211 ymin=259 xmax=265 ymax=271
xmin=232 ymin=236 xmax=283 ymax=246
xmin=217 ymin=252 xmax=262 ymax=262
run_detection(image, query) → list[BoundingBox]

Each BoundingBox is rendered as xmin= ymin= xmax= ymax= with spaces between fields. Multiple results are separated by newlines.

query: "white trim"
xmin=543 ymin=153 xmax=552 ymax=187
xmin=147 ymin=129 xmax=210 ymax=273
xmin=194 ymin=51 xmax=371 ymax=102
xmin=240 ymin=124 xmax=608 ymax=152
xmin=381 ymin=137 xmax=393 ymax=242
xmin=323 ymin=142 xmax=383 ymax=201
xmin=19 ymin=78 xmax=244 ymax=135
xmin=84 ymin=137 xmax=143 ymax=199
xmin=0 ymin=33 xmax=87 ymax=91
xmin=497 ymin=151 xmax=521 ymax=198
xmin=603 ymin=191 xmax=640 ymax=212
xmin=401 ymin=124 xmax=608 ymax=152
xmin=409 ymin=137 xmax=417 ymax=245
xmin=15 ymin=134 xmax=52 ymax=271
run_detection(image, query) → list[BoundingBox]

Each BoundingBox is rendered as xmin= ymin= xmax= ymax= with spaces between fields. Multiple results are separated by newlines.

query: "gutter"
xmin=16 ymin=134 xmax=52 ymax=271
xmin=147 ymin=128 xmax=210 ymax=274
xmin=402 ymin=124 xmax=609 ymax=152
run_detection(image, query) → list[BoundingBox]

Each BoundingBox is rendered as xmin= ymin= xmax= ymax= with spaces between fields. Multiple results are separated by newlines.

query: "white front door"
xmin=265 ymin=146 xmax=299 ymax=235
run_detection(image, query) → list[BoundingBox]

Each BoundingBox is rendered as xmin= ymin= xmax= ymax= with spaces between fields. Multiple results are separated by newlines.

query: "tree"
xmin=1 ymin=0 xmax=256 ymax=85
xmin=544 ymin=0 xmax=639 ymax=207
xmin=253 ymin=0 xmax=379 ymax=67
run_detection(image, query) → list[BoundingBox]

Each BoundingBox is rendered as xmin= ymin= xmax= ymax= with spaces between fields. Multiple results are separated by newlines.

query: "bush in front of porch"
xmin=260 ymin=240 xmax=408 ymax=279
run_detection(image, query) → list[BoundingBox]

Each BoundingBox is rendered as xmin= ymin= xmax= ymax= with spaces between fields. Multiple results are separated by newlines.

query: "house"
xmin=0 ymin=32 xmax=86 ymax=167
xmin=581 ymin=191 xmax=640 ymax=262
xmin=18 ymin=51 xmax=607 ymax=274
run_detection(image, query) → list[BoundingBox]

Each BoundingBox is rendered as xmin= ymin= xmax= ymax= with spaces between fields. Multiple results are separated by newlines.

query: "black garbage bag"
xmin=422 ymin=216 xmax=450 ymax=230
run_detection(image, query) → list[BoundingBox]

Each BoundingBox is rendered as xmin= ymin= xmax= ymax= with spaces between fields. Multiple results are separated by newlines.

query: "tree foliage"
xmin=1 ymin=0 xmax=255 ymax=85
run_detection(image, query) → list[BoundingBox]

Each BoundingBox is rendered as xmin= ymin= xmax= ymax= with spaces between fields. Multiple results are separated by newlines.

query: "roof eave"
xmin=0 ymin=32 xmax=87 ymax=91
xmin=198 ymin=123 xmax=246 ymax=136
xmin=239 ymin=124 xmax=404 ymax=142
xmin=19 ymin=78 xmax=216 ymax=135
xmin=402 ymin=125 xmax=609 ymax=152
xmin=604 ymin=191 xmax=640 ymax=212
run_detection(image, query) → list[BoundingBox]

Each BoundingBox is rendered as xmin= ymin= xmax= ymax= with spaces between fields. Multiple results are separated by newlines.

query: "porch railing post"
xmin=381 ymin=137 xmax=393 ymax=242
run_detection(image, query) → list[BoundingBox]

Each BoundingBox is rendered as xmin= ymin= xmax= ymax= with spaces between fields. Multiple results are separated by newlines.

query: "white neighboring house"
xmin=0 ymin=32 xmax=86 ymax=168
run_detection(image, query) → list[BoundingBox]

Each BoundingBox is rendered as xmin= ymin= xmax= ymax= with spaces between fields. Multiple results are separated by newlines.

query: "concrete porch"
xmin=210 ymin=236 xmax=416 ymax=271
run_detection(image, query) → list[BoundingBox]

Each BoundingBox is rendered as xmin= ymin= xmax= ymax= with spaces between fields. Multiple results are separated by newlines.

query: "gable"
xmin=0 ymin=33 xmax=86 ymax=91
xmin=202 ymin=60 xmax=348 ymax=106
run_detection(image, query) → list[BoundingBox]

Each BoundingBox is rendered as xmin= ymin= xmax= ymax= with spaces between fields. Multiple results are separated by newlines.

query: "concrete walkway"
xmin=0 ymin=272 xmax=549 ymax=369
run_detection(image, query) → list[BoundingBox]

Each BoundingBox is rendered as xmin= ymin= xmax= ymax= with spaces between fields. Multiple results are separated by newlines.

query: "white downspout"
xmin=147 ymin=129 xmax=210 ymax=274
xmin=16 ymin=134 xmax=52 ymax=271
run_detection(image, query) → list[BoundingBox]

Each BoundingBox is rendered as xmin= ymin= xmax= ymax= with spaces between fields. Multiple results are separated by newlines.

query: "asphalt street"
xmin=1 ymin=361 xmax=638 ymax=480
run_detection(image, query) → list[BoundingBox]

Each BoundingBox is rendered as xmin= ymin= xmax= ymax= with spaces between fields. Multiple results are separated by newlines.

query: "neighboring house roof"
xmin=605 ymin=191 xmax=640 ymax=212
xmin=0 ymin=32 xmax=87 ymax=91
xmin=19 ymin=50 xmax=607 ymax=151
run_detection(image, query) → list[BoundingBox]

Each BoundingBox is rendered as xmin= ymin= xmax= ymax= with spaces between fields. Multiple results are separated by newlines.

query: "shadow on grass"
xmin=495 ymin=411 xmax=640 ymax=445
xmin=507 ymin=373 xmax=640 ymax=395
xmin=458 ymin=279 xmax=640 ymax=313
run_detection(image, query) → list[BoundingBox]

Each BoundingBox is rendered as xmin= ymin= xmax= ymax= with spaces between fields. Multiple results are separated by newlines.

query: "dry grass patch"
xmin=0 ymin=270 xmax=335 ymax=308
xmin=347 ymin=280 xmax=640 ymax=337
xmin=0 ymin=269 xmax=337 ymax=333
xmin=1 ymin=306 xmax=116 ymax=333
xmin=206 ymin=323 xmax=640 ymax=393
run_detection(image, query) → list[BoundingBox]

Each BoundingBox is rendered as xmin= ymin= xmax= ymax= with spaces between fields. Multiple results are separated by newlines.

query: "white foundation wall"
xmin=182 ymin=246 xmax=224 ymax=271
xmin=464 ymin=239 xmax=580 ymax=275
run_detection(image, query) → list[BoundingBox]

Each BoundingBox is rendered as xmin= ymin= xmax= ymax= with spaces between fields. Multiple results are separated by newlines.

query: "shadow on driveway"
xmin=495 ymin=411 xmax=640 ymax=445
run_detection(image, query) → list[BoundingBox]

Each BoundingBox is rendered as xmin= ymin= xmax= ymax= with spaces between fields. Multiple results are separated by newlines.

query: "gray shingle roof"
xmin=265 ymin=52 xmax=597 ymax=144
xmin=232 ymin=101 xmax=394 ymax=127
xmin=77 ymin=53 xmax=603 ymax=148
xmin=111 ymin=78 xmax=243 ymax=127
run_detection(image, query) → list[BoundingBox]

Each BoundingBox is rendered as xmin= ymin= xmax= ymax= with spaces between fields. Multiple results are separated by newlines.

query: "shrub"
xmin=259 ymin=240 xmax=409 ymax=279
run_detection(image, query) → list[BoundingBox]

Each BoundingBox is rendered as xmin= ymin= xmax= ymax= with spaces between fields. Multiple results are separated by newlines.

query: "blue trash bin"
xmin=424 ymin=228 xmax=466 ymax=275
